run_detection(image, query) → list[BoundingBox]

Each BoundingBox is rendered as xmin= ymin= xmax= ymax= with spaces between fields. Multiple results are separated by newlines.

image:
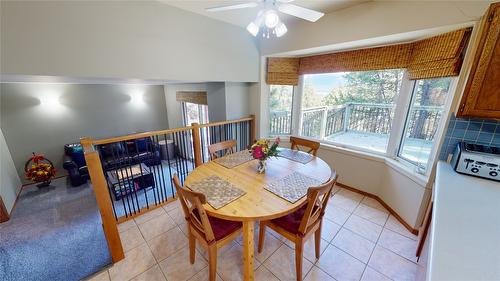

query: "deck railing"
xmin=270 ymin=103 xmax=442 ymax=141
xmin=82 ymin=115 xmax=255 ymax=262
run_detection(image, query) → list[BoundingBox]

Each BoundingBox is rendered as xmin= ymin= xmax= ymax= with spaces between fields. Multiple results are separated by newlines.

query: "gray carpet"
xmin=0 ymin=177 xmax=111 ymax=281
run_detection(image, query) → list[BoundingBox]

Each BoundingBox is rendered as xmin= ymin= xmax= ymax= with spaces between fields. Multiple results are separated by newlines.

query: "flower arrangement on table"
xmin=24 ymin=153 xmax=56 ymax=187
xmin=249 ymin=137 xmax=280 ymax=173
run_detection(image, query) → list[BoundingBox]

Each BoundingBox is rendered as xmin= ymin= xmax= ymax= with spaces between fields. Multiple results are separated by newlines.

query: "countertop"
xmin=429 ymin=161 xmax=500 ymax=281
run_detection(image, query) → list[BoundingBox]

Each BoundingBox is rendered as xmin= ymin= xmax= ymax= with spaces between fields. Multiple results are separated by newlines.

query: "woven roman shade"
xmin=407 ymin=28 xmax=472 ymax=79
xmin=266 ymin=58 xmax=300 ymax=85
xmin=265 ymin=27 xmax=472 ymax=84
xmin=176 ymin=91 xmax=208 ymax=105
xmin=299 ymin=44 xmax=413 ymax=74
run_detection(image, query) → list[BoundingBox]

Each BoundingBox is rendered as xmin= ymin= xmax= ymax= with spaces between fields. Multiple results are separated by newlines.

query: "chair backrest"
xmin=172 ymin=174 xmax=216 ymax=242
xmin=290 ymin=136 xmax=320 ymax=156
xmin=208 ymin=139 xmax=237 ymax=160
xmin=298 ymin=174 xmax=338 ymax=235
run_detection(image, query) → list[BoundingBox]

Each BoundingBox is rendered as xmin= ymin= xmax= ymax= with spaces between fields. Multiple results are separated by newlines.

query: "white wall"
xmin=0 ymin=128 xmax=21 ymax=215
xmin=0 ymin=1 xmax=259 ymax=82
xmin=206 ymin=83 xmax=227 ymax=122
xmin=260 ymin=1 xmax=491 ymax=56
xmin=225 ymin=82 xmax=251 ymax=120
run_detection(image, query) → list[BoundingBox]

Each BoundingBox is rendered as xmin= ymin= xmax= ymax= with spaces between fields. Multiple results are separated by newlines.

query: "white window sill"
xmin=273 ymin=136 xmax=430 ymax=188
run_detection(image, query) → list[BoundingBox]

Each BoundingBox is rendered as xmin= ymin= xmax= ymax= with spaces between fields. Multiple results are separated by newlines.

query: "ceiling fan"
xmin=206 ymin=0 xmax=325 ymax=38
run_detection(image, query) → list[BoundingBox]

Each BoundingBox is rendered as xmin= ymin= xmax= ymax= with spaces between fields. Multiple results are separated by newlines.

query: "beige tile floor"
xmin=85 ymin=187 xmax=420 ymax=281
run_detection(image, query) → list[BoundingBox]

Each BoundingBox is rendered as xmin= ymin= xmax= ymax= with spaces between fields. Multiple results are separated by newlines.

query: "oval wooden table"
xmin=185 ymin=154 xmax=333 ymax=281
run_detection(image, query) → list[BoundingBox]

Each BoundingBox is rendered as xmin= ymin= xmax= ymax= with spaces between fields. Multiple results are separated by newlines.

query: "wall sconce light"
xmin=129 ymin=91 xmax=145 ymax=107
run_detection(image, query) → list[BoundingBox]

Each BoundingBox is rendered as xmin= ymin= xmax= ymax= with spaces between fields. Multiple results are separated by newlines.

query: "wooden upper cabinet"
xmin=458 ymin=2 xmax=500 ymax=119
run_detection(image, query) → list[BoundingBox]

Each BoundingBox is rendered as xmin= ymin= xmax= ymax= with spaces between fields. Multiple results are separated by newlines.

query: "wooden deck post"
xmin=249 ymin=114 xmax=256 ymax=144
xmin=191 ymin=123 xmax=202 ymax=167
xmin=80 ymin=137 xmax=125 ymax=263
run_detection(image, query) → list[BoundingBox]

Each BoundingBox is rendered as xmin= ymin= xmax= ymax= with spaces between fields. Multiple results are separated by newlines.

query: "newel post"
xmin=191 ymin=123 xmax=203 ymax=167
xmin=249 ymin=114 xmax=256 ymax=144
xmin=80 ymin=137 xmax=125 ymax=263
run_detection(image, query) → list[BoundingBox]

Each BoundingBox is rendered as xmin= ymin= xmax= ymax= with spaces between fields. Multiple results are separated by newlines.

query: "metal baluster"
xmin=151 ymin=135 xmax=164 ymax=203
xmin=174 ymin=132 xmax=185 ymax=186
xmin=111 ymin=143 xmax=132 ymax=217
xmin=122 ymin=140 xmax=140 ymax=214
xmin=134 ymin=139 xmax=149 ymax=210
xmin=172 ymin=133 xmax=182 ymax=188
xmin=148 ymin=136 xmax=163 ymax=204
xmin=163 ymin=133 xmax=176 ymax=197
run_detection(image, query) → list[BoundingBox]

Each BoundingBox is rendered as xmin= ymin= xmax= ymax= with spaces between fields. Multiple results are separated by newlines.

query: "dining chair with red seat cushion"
xmin=257 ymin=174 xmax=338 ymax=281
xmin=173 ymin=174 xmax=242 ymax=281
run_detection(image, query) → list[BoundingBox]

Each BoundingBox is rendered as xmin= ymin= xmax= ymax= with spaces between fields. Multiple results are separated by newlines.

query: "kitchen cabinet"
xmin=458 ymin=2 xmax=500 ymax=119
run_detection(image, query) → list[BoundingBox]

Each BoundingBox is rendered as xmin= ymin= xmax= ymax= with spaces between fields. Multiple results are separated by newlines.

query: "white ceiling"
xmin=160 ymin=0 xmax=370 ymax=28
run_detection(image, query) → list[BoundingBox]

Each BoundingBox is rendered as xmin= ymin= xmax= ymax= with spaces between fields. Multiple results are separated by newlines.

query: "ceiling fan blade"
xmin=206 ymin=2 xmax=258 ymax=12
xmin=277 ymin=0 xmax=294 ymax=3
xmin=278 ymin=3 xmax=324 ymax=22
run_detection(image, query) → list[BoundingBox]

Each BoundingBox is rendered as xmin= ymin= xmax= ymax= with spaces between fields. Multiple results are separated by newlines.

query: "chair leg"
xmin=258 ymin=223 xmax=266 ymax=253
xmin=295 ymin=240 xmax=304 ymax=281
xmin=315 ymin=226 xmax=321 ymax=259
xmin=188 ymin=229 xmax=196 ymax=264
xmin=208 ymin=245 xmax=217 ymax=281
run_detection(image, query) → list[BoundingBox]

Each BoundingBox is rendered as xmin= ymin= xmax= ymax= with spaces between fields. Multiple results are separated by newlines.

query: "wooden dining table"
xmin=184 ymin=152 xmax=333 ymax=281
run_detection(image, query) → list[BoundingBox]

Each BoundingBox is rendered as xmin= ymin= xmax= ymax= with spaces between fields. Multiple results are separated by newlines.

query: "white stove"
xmin=451 ymin=142 xmax=500 ymax=182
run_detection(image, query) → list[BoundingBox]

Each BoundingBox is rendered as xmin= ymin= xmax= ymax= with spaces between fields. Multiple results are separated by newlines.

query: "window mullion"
xmin=291 ymin=76 xmax=304 ymax=136
xmin=387 ymin=71 xmax=414 ymax=159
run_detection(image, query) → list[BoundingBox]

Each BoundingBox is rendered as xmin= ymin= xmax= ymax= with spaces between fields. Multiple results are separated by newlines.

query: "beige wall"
xmin=0 ymin=1 xmax=259 ymax=82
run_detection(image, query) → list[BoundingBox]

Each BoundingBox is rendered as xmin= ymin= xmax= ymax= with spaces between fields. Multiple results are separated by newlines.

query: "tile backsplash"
xmin=439 ymin=113 xmax=500 ymax=160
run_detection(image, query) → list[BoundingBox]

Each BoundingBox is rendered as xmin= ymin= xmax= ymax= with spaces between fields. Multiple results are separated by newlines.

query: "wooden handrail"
xmin=91 ymin=116 xmax=255 ymax=145
xmin=198 ymin=116 xmax=254 ymax=128
xmin=92 ymin=127 xmax=193 ymax=145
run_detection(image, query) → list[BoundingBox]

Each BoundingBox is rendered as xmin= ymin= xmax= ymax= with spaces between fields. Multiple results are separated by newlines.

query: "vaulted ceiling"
xmin=161 ymin=0 xmax=370 ymax=27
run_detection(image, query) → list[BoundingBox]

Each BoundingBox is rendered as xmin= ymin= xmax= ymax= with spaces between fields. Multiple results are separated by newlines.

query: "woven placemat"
xmin=264 ymin=172 xmax=322 ymax=203
xmin=187 ymin=175 xmax=246 ymax=209
xmin=213 ymin=150 xmax=254 ymax=168
xmin=278 ymin=148 xmax=314 ymax=164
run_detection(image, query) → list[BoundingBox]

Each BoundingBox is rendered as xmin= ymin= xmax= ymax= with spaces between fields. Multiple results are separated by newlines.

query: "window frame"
xmin=266 ymin=70 xmax=458 ymax=175
xmin=268 ymin=84 xmax=297 ymax=136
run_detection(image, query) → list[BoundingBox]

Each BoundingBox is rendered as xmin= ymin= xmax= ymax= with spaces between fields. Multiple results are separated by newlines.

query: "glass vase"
xmin=257 ymin=159 xmax=266 ymax=173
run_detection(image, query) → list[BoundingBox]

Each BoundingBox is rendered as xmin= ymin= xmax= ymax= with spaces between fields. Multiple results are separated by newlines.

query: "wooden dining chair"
xmin=208 ymin=139 xmax=237 ymax=160
xmin=257 ymin=175 xmax=338 ymax=281
xmin=172 ymin=174 xmax=242 ymax=281
xmin=290 ymin=136 xmax=320 ymax=156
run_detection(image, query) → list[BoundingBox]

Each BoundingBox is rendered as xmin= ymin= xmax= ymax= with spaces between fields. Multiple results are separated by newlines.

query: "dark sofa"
xmin=96 ymin=137 xmax=162 ymax=171
xmin=63 ymin=143 xmax=90 ymax=187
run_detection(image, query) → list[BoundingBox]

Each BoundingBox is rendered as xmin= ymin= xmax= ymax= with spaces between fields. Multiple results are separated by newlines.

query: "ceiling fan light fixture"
xmin=246 ymin=21 xmax=259 ymax=37
xmin=264 ymin=10 xmax=280 ymax=28
xmin=275 ymin=22 xmax=287 ymax=37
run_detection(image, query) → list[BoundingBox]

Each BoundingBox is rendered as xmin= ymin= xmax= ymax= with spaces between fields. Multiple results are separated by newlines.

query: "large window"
xmin=300 ymin=69 xmax=404 ymax=153
xmin=398 ymin=78 xmax=452 ymax=167
xmin=267 ymin=70 xmax=454 ymax=172
xmin=269 ymin=85 xmax=294 ymax=135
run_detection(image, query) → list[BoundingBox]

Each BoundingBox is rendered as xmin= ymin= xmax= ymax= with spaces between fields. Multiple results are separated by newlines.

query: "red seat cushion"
xmin=192 ymin=209 xmax=242 ymax=241
xmin=270 ymin=204 xmax=309 ymax=234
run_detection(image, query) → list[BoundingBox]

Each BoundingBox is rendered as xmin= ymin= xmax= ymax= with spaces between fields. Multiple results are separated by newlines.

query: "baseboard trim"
xmin=0 ymin=196 xmax=10 ymax=223
xmin=336 ymin=182 xmax=419 ymax=236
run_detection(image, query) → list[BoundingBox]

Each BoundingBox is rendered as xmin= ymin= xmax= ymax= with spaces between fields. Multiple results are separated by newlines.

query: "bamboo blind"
xmin=299 ymin=44 xmax=413 ymax=74
xmin=407 ymin=28 xmax=472 ymax=79
xmin=176 ymin=91 xmax=208 ymax=105
xmin=266 ymin=57 xmax=300 ymax=85
xmin=266 ymin=27 xmax=472 ymax=84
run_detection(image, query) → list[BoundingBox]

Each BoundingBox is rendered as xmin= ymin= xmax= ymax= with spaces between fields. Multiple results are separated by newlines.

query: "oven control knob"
xmin=490 ymin=171 xmax=498 ymax=177
xmin=471 ymin=168 xmax=479 ymax=173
